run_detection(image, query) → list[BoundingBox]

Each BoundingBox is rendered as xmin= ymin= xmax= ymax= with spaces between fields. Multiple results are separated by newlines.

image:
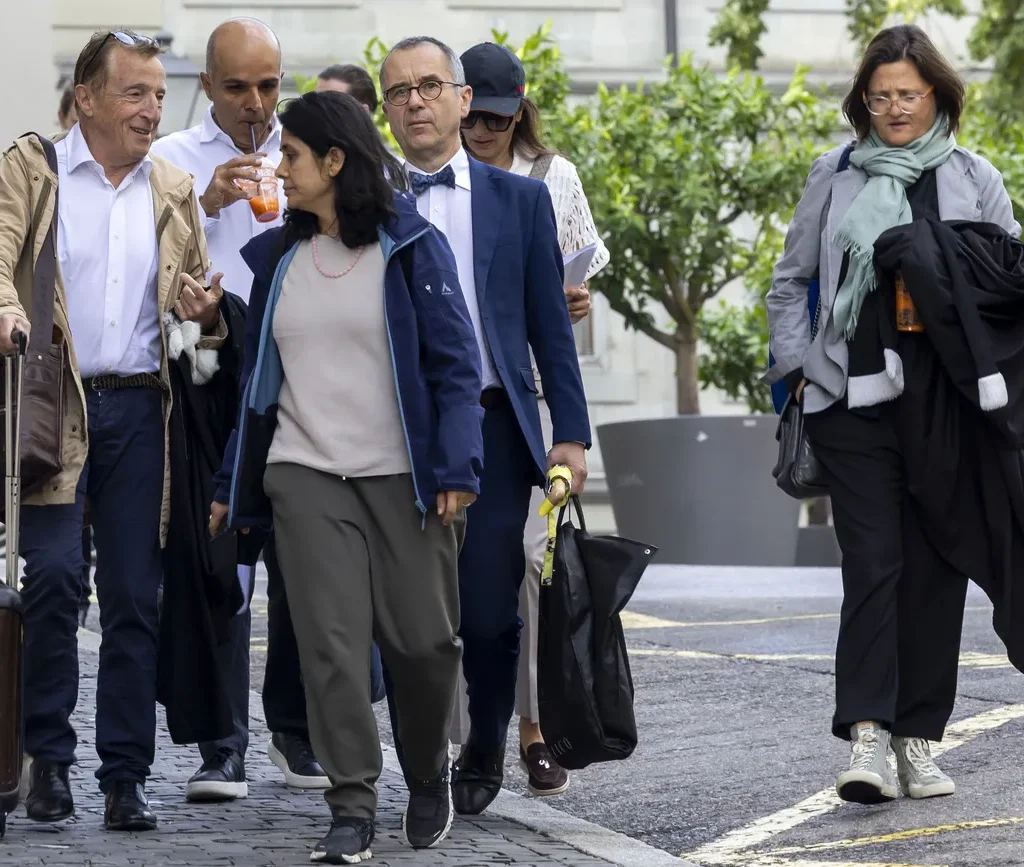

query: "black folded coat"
xmin=872 ymin=219 xmax=1024 ymax=671
xmin=157 ymin=292 xmax=268 ymax=745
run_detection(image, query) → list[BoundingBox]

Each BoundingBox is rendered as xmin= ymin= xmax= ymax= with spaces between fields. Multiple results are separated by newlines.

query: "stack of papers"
xmin=563 ymin=243 xmax=598 ymax=289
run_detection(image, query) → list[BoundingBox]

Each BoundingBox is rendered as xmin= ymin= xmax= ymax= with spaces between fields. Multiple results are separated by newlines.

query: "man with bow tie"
xmin=381 ymin=35 xmax=591 ymax=817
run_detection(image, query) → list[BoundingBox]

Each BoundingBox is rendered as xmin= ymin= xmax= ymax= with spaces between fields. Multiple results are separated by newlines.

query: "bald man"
xmin=152 ymin=16 xmax=328 ymax=802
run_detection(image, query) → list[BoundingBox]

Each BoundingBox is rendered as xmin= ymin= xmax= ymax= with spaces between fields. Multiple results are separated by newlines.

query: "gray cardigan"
xmin=765 ymin=143 xmax=1021 ymax=414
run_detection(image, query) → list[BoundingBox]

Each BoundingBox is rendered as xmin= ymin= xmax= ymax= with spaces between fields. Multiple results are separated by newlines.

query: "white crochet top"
xmin=510 ymin=152 xmax=610 ymax=282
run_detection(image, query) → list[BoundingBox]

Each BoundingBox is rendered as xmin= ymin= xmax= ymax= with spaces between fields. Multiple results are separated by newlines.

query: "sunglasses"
xmin=77 ymin=30 xmax=158 ymax=86
xmin=460 ymin=111 xmax=515 ymax=133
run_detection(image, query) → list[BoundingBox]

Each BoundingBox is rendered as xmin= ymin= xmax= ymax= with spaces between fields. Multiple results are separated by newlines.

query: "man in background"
xmin=315 ymin=63 xmax=377 ymax=112
xmin=151 ymin=16 xmax=327 ymax=803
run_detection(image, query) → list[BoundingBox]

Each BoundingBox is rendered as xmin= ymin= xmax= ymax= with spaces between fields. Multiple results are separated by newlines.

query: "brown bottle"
xmin=895 ymin=272 xmax=924 ymax=332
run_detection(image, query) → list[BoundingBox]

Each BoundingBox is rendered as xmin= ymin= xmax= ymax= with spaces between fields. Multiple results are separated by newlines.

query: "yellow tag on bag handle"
xmin=539 ymin=465 xmax=573 ymax=587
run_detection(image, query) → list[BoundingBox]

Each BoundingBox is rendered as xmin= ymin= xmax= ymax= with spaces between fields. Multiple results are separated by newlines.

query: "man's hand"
xmin=547 ymin=442 xmax=588 ymax=495
xmin=436 ymin=490 xmax=477 ymax=526
xmin=209 ymin=501 xmax=228 ymax=538
xmin=177 ymin=272 xmax=224 ymax=333
xmin=0 ymin=313 xmax=30 ymax=355
xmin=199 ymin=154 xmax=265 ymax=218
xmin=565 ymin=283 xmax=591 ymax=324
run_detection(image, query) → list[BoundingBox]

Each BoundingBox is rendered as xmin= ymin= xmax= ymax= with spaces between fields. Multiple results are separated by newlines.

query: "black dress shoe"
xmin=185 ymin=747 xmax=247 ymax=802
xmin=104 ymin=779 xmax=157 ymax=831
xmin=452 ymin=741 xmax=505 ymax=816
xmin=25 ymin=760 xmax=74 ymax=822
xmin=268 ymin=733 xmax=329 ymax=789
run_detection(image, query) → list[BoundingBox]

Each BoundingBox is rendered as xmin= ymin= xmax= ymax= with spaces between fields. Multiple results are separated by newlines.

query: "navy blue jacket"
xmin=465 ymin=156 xmax=591 ymax=480
xmin=213 ymin=193 xmax=485 ymax=529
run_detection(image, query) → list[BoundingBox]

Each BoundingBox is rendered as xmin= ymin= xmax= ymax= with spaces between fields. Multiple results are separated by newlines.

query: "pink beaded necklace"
xmin=312 ymin=234 xmax=364 ymax=279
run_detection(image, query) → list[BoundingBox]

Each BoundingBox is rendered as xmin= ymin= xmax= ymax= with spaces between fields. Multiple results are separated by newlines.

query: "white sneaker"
xmin=892 ymin=736 xmax=955 ymax=799
xmin=836 ymin=722 xmax=898 ymax=804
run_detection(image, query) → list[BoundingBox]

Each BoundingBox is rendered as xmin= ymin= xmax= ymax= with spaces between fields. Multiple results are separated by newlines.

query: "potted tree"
xmin=551 ymin=57 xmax=836 ymax=564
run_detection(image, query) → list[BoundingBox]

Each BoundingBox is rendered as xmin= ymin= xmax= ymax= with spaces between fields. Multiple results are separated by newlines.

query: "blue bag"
xmin=769 ymin=143 xmax=854 ymax=414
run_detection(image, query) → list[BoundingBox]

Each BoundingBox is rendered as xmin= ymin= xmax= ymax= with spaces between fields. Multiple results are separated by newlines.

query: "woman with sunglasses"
xmin=454 ymin=41 xmax=609 ymax=798
xmin=767 ymin=24 xmax=1018 ymax=806
xmin=210 ymin=90 xmax=484 ymax=862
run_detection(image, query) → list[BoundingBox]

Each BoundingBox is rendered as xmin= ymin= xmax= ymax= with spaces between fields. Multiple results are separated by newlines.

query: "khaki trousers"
xmin=265 ymin=464 xmax=462 ymax=819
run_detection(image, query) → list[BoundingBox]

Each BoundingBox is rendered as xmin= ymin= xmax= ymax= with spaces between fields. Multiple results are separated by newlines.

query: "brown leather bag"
xmin=0 ymin=133 xmax=66 ymax=510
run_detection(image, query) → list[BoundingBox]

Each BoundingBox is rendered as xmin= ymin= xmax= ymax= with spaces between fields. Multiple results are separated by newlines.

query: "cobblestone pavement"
xmin=0 ymin=642 xmax=617 ymax=867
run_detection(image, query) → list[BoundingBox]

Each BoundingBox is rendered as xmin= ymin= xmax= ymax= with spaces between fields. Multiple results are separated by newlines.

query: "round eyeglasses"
xmin=863 ymin=87 xmax=933 ymax=116
xmin=384 ymin=80 xmax=461 ymax=107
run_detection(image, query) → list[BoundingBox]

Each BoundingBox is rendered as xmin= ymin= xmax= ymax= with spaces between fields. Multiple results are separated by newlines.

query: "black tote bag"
xmin=537 ymin=497 xmax=657 ymax=770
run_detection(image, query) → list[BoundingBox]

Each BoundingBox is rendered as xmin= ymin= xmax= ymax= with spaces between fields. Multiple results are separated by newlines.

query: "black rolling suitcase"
xmin=0 ymin=330 xmax=28 ymax=837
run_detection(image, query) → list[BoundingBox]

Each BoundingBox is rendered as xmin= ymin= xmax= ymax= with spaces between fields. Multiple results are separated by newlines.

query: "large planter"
xmin=597 ymin=415 xmax=802 ymax=566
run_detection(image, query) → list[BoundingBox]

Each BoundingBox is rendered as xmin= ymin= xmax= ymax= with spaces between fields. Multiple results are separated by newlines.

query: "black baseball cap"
xmin=461 ymin=42 xmax=526 ymax=116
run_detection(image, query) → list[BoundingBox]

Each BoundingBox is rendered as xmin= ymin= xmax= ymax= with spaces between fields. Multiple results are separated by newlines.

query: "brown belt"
xmin=480 ymin=387 xmax=508 ymax=411
xmin=82 ymin=373 xmax=165 ymax=392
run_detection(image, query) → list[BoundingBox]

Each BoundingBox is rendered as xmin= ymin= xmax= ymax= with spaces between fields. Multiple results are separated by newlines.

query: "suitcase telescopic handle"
xmin=10 ymin=331 xmax=25 ymax=357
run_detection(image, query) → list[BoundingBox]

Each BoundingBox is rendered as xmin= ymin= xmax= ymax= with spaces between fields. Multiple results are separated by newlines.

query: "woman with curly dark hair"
xmin=210 ymin=90 xmax=485 ymax=863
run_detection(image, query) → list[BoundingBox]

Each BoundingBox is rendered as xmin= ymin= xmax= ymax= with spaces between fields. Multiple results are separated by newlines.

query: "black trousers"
xmin=805 ymin=402 xmax=969 ymax=742
xmin=199 ymin=532 xmax=309 ymax=761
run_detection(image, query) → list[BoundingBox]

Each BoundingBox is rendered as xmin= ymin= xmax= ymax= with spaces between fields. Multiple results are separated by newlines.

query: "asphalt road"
xmin=86 ymin=560 xmax=1024 ymax=867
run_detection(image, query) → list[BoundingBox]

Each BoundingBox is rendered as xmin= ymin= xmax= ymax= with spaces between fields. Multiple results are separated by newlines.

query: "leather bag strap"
xmin=26 ymin=134 xmax=59 ymax=351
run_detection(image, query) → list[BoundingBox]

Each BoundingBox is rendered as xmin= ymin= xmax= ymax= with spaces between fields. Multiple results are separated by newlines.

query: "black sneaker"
xmin=404 ymin=759 xmax=454 ymax=850
xmin=269 ymin=733 xmax=329 ymax=789
xmin=310 ymin=817 xmax=374 ymax=864
xmin=186 ymin=747 xmax=248 ymax=802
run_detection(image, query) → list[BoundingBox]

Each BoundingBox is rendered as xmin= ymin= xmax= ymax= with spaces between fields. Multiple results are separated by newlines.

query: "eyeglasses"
xmin=460 ymin=112 xmax=515 ymax=132
xmin=863 ymin=87 xmax=934 ymax=116
xmin=384 ymin=80 xmax=461 ymax=107
xmin=77 ymin=30 xmax=158 ymax=86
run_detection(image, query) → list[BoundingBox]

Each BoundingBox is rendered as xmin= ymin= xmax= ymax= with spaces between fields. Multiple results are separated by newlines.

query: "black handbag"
xmin=772 ymin=393 xmax=829 ymax=499
xmin=537 ymin=497 xmax=657 ymax=770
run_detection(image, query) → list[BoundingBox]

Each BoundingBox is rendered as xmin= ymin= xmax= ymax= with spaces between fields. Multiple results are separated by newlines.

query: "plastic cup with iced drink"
xmin=239 ymin=160 xmax=279 ymax=223
xmin=238 ymin=125 xmax=280 ymax=223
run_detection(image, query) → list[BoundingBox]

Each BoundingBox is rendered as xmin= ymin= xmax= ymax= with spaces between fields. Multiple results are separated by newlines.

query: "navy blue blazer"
xmin=467 ymin=156 xmax=591 ymax=482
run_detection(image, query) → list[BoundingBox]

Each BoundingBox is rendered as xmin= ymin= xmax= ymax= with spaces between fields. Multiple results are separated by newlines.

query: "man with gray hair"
xmin=0 ymin=28 xmax=225 ymax=831
xmin=380 ymin=34 xmax=590 ymax=821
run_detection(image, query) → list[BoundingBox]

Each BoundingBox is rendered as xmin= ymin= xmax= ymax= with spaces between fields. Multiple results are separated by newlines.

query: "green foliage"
xmin=959 ymin=85 xmax=1024 ymax=221
xmin=711 ymin=0 xmax=966 ymax=71
xmin=293 ymin=73 xmax=317 ymax=95
xmin=550 ymin=59 xmax=836 ymax=412
xmin=969 ymin=0 xmax=1024 ymax=121
xmin=708 ymin=0 xmax=770 ymax=71
xmin=698 ymin=300 xmax=773 ymax=413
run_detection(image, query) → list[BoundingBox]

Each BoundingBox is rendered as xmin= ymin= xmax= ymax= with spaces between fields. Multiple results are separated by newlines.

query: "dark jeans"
xmin=21 ymin=387 xmax=164 ymax=790
xmin=455 ymin=400 xmax=535 ymax=752
xmin=805 ymin=403 xmax=969 ymax=742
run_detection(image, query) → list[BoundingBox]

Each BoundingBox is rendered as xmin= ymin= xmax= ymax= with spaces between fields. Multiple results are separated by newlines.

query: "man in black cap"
xmin=379 ymin=35 xmax=591 ymax=818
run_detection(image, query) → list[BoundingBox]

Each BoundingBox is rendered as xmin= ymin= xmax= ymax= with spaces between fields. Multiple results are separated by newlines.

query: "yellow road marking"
xmin=682 ymin=704 xmax=1024 ymax=865
xmin=629 ymin=648 xmax=1011 ymax=668
xmin=619 ymin=607 xmax=990 ymax=631
xmin=765 ymin=817 xmax=1024 ymax=855
xmin=736 ymin=860 xmax=945 ymax=867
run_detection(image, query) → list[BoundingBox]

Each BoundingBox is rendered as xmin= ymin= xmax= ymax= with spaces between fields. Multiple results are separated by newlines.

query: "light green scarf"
xmin=832 ymin=117 xmax=956 ymax=338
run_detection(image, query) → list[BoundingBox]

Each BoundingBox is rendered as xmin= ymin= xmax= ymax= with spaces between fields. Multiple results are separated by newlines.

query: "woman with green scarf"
xmin=766 ymin=24 xmax=1019 ymax=807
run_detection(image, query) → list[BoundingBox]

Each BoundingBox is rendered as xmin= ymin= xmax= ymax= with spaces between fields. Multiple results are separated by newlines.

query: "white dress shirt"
xmin=151 ymin=107 xmax=284 ymax=304
xmin=58 ymin=123 xmax=161 ymax=379
xmin=406 ymin=148 xmax=499 ymax=389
